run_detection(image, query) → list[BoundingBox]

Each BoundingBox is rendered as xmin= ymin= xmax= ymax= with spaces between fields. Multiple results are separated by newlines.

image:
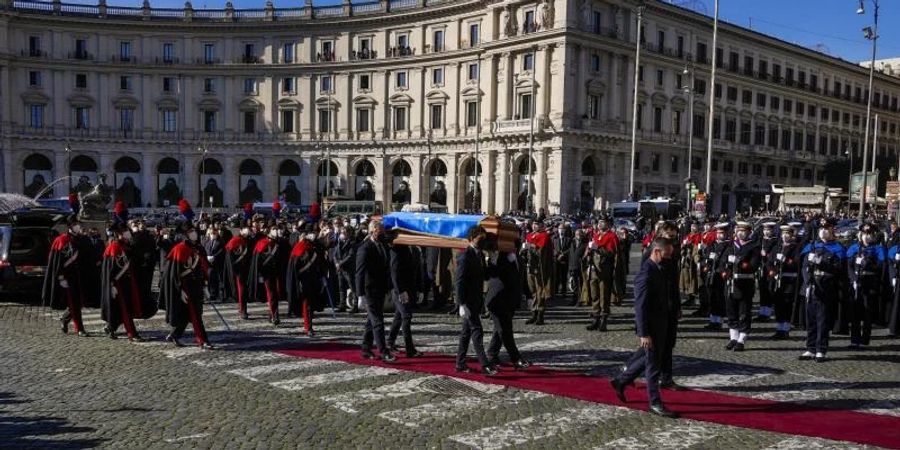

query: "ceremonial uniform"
xmin=886 ymin=244 xmax=900 ymax=337
xmin=223 ymin=233 xmax=251 ymax=318
xmin=719 ymin=223 xmax=761 ymax=350
xmin=845 ymin=224 xmax=886 ymax=347
xmin=585 ymin=226 xmax=619 ymax=331
xmin=100 ymin=234 xmax=148 ymax=341
xmin=523 ymin=227 xmax=554 ymax=324
xmin=679 ymin=229 xmax=702 ymax=305
xmin=756 ymin=224 xmax=779 ymax=321
xmin=286 ymin=237 xmax=322 ymax=336
xmin=702 ymin=225 xmax=730 ymax=329
xmin=42 ymin=221 xmax=88 ymax=336
xmin=249 ymin=232 xmax=287 ymax=325
xmin=766 ymin=225 xmax=802 ymax=339
xmin=160 ymin=235 xmax=211 ymax=348
xmin=799 ymin=225 xmax=845 ymax=362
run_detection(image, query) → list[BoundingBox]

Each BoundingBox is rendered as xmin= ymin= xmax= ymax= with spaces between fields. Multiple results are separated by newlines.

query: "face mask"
xmin=506 ymin=252 xmax=516 ymax=263
xmin=736 ymin=231 xmax=749 ymax=241
xmin=763 ymin=229 xmax=773 ymax=238
xmin=782 ymin=234 xmax=792 ymax=244
xmin=306 ymin=233 xmax=316 ymax=241
xmin=70 ymin=225 xmax=82 ymax=234
xmin=162 ymin=234 xmax=170 ymax=240
xmin=187 ymin=231 xmax=198 ymax=241
xmin=122 ymin=231 xmax=133 ymax=241
xmin=716 ymin=233 xmax=726 ymax=242
xmin=240 ymin=228 xmax=250 ymax=237
xmin=862 ymin=234 xmax=874 ymax=246
xmin=339 ymin=234 xmax=347 ymax=241
xmin=558 ymin=229 xmax=565 ymax=236
xmin=818 ymin=229 xmax=832 ymax=241
xmin=131 ymin=226 xmax=140 ymax=234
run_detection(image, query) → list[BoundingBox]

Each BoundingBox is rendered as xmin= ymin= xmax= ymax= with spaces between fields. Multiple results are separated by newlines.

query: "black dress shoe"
xmin=165 ymin=334 xmax=184 ymax=347
xmin=240 ymin=312 xmax=249 ymax=320
xmin=659 ymin=381 xmax=688 ymax=391
xmin=513 ymin=359 xmax=532 ymax=370
xmin=649 ymin=403 xmax=679 ymax=418
xmin=481 ymin=365 xmax=499 ymax=377
xmin=733 ymin=342 xmax=745 ymax=352
xmin=586 ymin=317 xmax=601 ymax=331
xmin=814 ymin=354 xmax=828 ymax=363
xmin=107 ymin=331 xmax=118 ymax=340
xmin=77 ymin=331 xmax=89 ymax=337
xmin=610 ymin=378 xmax=627 ymax=403
xmin=306 ymin=330 xmax=316 ymax=338
xmin=725 ymin=339 xmax=738 ymax=350
xmin=361 ymin=351 xmax=376 ymax=360
xmin=525 ymin=311 xmax=538 ymax=324
xmin=487 ymin=357 xmax=503 ymax=367
xmin=534 ymin=311 xmax=545 ymax=325
xmin=455 ymin=365 xmax=474 ymax=373
xmin=388 ymin=344 xmax=400 ymax=353
xmin=406 ymin=350 xmax=424 ymax=358
xmin=381 ymin=353 xmax=397 ymax=363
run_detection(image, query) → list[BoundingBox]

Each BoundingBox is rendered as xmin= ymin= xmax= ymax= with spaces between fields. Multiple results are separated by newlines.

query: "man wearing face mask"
xmin=43 ymin=216 xmax=89 ymax=337
xmin=334 ymin=227 xmax=357 ymax=313
xmin=693 ymin=221 xmax=718 ymax=318
xmin=756 ymin=223 xmax=779 ymax=322
xmin=129 ymin=220 xmax=157 ymax=311
xmin=612 ymin=226 xmax=633 ymax=307
xmin=287 ymin=228 xmax=322 ymax=336
xmin=224 ymin=227 xmax=252 ymax=319
xmin=551 ymin=223 xmax=572 ymax=297
xmin=679 ymin=221 xmax=702 ymax=309
xmin=799 ymin=218 xmax=845 ymax=362
xmin=355 ymin=221 xmax=397 ymax=363
xmin=886 ymin=234 xmax=900 ymax=338
xmin=387 ymin=242 xmax=423 ymax=357
xmin=585 ymin=217 xmax=619 ymax=331
xmin=248 ymin=226 xmax=287 ymax=326
xmin=610 ymin=238 xmax=679 ymax=418
xmin=523 ymin=221 xmax=554 ymax=325
xmin=202 ymin=225 xmax=225 ymax=303
xmin=454 ymin=226 xmax=499 ymax=376
xmin=845 ymin=222 xmax=885 ymax=349
xmin=702 ymin=223 xmax=731 ymax=330
xmin=100 ymin=223 xmax=144 ymax=341
xmin=767 ymin=224 xmax=802 ymax=340
xmin=160 ymin=221 xmax=212 ymax=349
xmin=719 ymin=222 xmax=761 ymax=352
xmin=568 ymin=229 xmax=588 ymax=307
xmin=486 ymin=249 xmax=531 ymax=370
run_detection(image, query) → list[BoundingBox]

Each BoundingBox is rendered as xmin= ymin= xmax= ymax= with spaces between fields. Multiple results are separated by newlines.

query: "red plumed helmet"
xmin=178 ymin=199 xmax=191 ymax=213
xmin=243 ymin=202 xmax=253 ymax=213
xmin=272 ymin=200 xmax=281 ymax=211
xmin=68 ymin=192 xmax=78 ymax=205
xmin=114 ymin=201 xmax=126 ymax=214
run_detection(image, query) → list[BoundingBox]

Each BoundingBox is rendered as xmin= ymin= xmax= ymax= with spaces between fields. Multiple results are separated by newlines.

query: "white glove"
xmin=807 ymin=253 xmax=816 ymax=263
xmin=727 ymin=255 xmax=737 ymax=263
xmin=258 ymin=277 xmax=265 ymax=283
xmin=59 ymin=279 xmax=69 ymax=289
xmin=110 ymin=286 xmax=118 ymax=297
xmin=204 ymin=287 xmax=211 ymax=299
xmin=776 ymin=253 xmax=784 ymax=261
xmin=357 ymin=295 xmax=367 ymax=310
xmin=399 ymin=292 xmax=409 ymax=304
xmin=893 ymin=278 xmax=896 ymax=287
xmin=895 ymin=253 xmax=900 ymax=262
xmin=180 ymin=290 xmax=189 ymax=304
xmin=814 ymin=255 xmax=823 ymax=265
xmin=207 ymin=256 xmax=215 ymax=263
xmin=459 ymin=305 xmax=470 ymax=319
xmin=588 ymin=241 xmax=598 ymax=250
xmin=761 ymin=250 xmax=767 ymax=257
xmin=708 ymin=252 xmax=717 ymax=260
xmin=855 ymin=256 xmax=864 ymax=266
xmin=852 ymin=281 xmax=858 ymax=292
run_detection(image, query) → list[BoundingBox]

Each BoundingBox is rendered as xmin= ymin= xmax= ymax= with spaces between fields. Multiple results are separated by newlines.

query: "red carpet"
xmin=278 ymin=342 xmax=900 ymax=448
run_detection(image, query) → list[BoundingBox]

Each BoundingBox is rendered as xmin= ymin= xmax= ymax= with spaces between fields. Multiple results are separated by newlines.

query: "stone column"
xmin=223 ymin=155 xmax=237 ymax=207
xmin=495 ymin=149 xmax=509 ymax=213
xmin=446 ymin=152 xmax=458 ymax=213
xmin=535 ymin=45 xmax=550 ymax=122
xmin=535 ymin=146 xmax=547 ymax=212
xmin=141 ymin=152 xmax=156 ymax=207
xmin=410 ymin=153 xmax=423 ymax=205
xmin=610 ymin=52 xmax=621 ymax=122
xmin=497 ymin=52 xmax=513 ymax=121
xmin=263 ymin=154 xmax=276 ymax=202
xmin=481 ymin=150 xmax=495 ymax=214
xmin=183 ymin=154 xmax=198 ymax=204
xmin=373 ymin=153 xmax=387 ymax=206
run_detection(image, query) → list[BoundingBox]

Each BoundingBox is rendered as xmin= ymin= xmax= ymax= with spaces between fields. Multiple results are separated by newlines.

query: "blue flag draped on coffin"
xmin=382 ymin=212 xmax=518 ymax=252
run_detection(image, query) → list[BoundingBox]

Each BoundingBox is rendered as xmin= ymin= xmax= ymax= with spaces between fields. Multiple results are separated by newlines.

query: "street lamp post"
xmin=198 ymin=143 xmax=208 ymax=209
xmin=627 ymin=3 xmax=645 ymax=200
xmin=857 ymin=0 xmax=879 ymax=221
xmin=527 ymin=47 xmax=537 ymax=215
xmin=64 ymin=141 xmax=72 ymax=191
xmin=705 ymin=0 xmax=720 ymax=207
xmin=683 ymin=64 xmax=696 ymax=211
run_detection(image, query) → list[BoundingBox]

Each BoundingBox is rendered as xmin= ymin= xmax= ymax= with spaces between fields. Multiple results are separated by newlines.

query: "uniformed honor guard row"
xmin=42 ymin=199 xmax=900 ymax=419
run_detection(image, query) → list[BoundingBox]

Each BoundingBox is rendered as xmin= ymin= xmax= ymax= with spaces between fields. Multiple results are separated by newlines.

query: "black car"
xmin=0 ymin=206 xmax=68 ymax=302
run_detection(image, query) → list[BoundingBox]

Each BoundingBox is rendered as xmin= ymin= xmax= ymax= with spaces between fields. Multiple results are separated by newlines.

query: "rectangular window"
xmin=651 ymin=153 xmax=660 ymax=172
xmin=163 ymin=43 xmax=174 ymax=63
xmin=694 ymin=79 xmax=706 ymax=95
xmin=723 ymin=160 xmax=733 ymax=173
xmin=673 ymin=110 xmax=682 ymax=134
xmin=430 ymin=104 xmax=443 ymax=129
xmin=524 ymin=10 xmax=536 ymax=33
xmin=693 ymin=113 xmax=705 ymax=138
xmin=358 ymin=74 xmax=370 ymax=91
xmin=725 ymin=118 xmax=736 ymax=142
xmin=712 ymin=117 xmax=720 ymax=139
xmin=653 ymin=107 xmax=662 ymax=132
xmin=784 ymin=99 xmax=792 ymax=113
xmin=771 ymin=96 xmax=780 ymax=111
xmin=792 ymin=167 xmax=801 ymax=179
xmin=638 ymin=65 xmax=644 ymax=83
xmin=283 ymin=43 xmax=294 ymax=63
xmin=657 ymin=30 xmax=665 ymax=52
xmin=525 ymin=53 xmax=535 ymax=71
xmin=738 ymin=162 xmax=748 ymax=175
xmin=119 ymin=41 xmax=131 ymax=61
xmin=758 ymin=60 xmax=768 ymax=78
xmin=742 ymin=89 xmax=752 ymax=105
xmin=588 ymin=95 xmax=600 ymax=120
xmin=740 ymin=121 xmax=751 ymax=144
xmin=468 ymin=63 xmax=479 ymax=81
xmin=692 ymin=156 xmax=702 ymax=171
xmin=282 ymin=77 xmax=295 ymax=94
xmin=318 ymin=109 xmax=331 ymax=133
xmin=743 ymin=55 xmax=754 ymax=74
xmin=356 ymin=109 xmax=370 ymax=132
xmin=755 ymin=125 xmax=765 ymax=145
xmin=74 ymin=107 xmax=89 ymax=129
xmin=162 ymin=77 xmax=173 ymax=93
xmin=756 ymin=93 xmax=766 ymax=108
xmin=768 ymin=126 xmax=778 ymax=148
xmin=281 ymin=109 xmax=294 ymax=133
xmin=28 ymin=104 xmax=44 ymax=128
xmin=119 ymin=108 xmax=134 ymax=132
xmin=243 ymin=78 xmax=257 ymax=95
xmin=794 ymin=130 xmax=803 ymax=150
xmin=243 ymin=43 xmax=256 ymax=60
xmin=637 ymin=104 xmax=643 ymax=131
xmin=469 ymin=23 xmax=480 ymax=46
xmin=779 ymin=166 xmax=788 ymax=178
xmin=397 ymin=34 xmax=408 ymax=49
xmin=726 ymin=86 xmax=737 ymax=101
xmin=119 ymin=75 xmax=131 ymax=91
xmin=696 ymin=42 xmax=707 ymax=63
xmin=766 ymin=165 xmax=775 ymax=177
xmin=243 ymin=111 xmax=255 ymax=134
xmin=466 ymin=101 xmax=478 ymax=128
xmin=728 ymin=51 xmax=739 ymax=71
xmin=781 ymin=129 xmax=791 ymax=150
xmin=773 ymin=63 xmax=782 ymax=81
xmin=75 ymin=73 xmax=87 ymax=89
xmin=75 ymin=39 xmax=88 ymax=59
xmin=677 ymin=35 xmax=684 ymax=57
xmin=394 ymin=106 xmax=407 ymax=131
xmin=28 ymin=36 xmax=41 ymax=56
xmin=715 ymin=48 xmax=723 ymax=68
xmin=714 ymin=83 xmax=721 ymax=99
xmin=808 ymin=104 xmax=816 ymax=118
xmin=592 ymin=11 xmax=602 ymax=34
xmin=203 ymin=43 xmax=215 ymax=63
xmin=162 ymin=110 xmax=176 ymax=132
xmin=396 ymin=71 xmax=407 ymax=88
xmin=28 ymin=71 xmax=41 ymax=87
xmin=203 ymin=111 xmax=217 ymax=132
xmin=204 ymin=78 xmax=215 ymax=93
xmin=519 ymin=93 xmax=533 ymax=120
xmin=432 ymin=67 xmax=444 ymax=85
xmin=433 ymin=30 xmax=445 ymax=52
xmin=321 ymin=75 xmax=332 ymax=92
xmin=656 ymin=69 xmax=664 ymax=87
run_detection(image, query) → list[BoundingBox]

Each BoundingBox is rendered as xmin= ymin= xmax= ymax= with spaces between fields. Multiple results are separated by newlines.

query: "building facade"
xmin=1 ymin=0 xmax=899 ymax=214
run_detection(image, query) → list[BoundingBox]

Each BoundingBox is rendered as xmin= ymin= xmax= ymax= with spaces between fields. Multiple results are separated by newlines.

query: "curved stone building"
xmin=1 ymin=0 xmax=898 ymax=214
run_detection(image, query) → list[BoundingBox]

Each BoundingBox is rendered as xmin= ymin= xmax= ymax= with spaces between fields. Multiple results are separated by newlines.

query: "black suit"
xmin=486 ymin=252 xmax=523 ymax=363
xmin=455 ymin=245 xmax=490 ymax=369
xmin=552 ymin=233 xmax=573 ymax=294
xmin=355 ymin=238 xmax=392 ymax=354
xmin=388 ymin=244 xmax=418 ymax=354
xmin=202 ymin=235 xmax=225 ymax=301
xmin=615 ymin=257 xmax=673 ymax=406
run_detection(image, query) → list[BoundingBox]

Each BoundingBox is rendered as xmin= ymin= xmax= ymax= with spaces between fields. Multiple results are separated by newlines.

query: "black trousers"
xmin=774 ymin=289 xmax=797 ymax=324
xmin=726 ymin=282 xmax=754 ymax=332
xmin=617 ymin=342 xmax=664 ymax=406
xmin=487 ymin=309 xmax=521 ymax=363
xmin=805 ymin=297 xmax=834 ymax=354
xmin=388 ymin=291 xmax=416 ymax=353
xmin=850 ymin=283 xmax=878 ymax=346
xmin=709 ymin=280 xmax=726 ymax=317
xmin=208 ymin=264 xmax=222 ymax=300
xmin=362 ymin=293 xmax=389 ymax=354
xmin=456 ymin=308 xmax=490 ymax=369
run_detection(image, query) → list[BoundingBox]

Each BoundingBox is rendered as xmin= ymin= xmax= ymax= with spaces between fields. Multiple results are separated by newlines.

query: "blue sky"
xmin=62 ymin=0 xmax=899 ymax=63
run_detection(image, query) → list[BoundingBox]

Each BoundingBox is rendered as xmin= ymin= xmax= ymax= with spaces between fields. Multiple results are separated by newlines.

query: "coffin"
xmin=381 ymin=212 xmax=519 ymax=252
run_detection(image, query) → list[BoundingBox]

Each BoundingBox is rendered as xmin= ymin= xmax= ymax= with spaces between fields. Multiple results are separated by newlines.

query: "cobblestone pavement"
xmin=1 ymin=250 xmax=898 ymax=449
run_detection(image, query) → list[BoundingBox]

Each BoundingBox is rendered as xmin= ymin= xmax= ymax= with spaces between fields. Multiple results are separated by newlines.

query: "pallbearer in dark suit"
xmin=486 ymin=250 xmax=531 ymax=370
xmin=610 ymin=238 xmax=679 ymax=418
xmin=454 ymin=226 xmax=499 ymax=376
xmin=355 ymin=221 xmax=397 ymax=363
xmin=387 ymin=243 xmax=423 ymax=357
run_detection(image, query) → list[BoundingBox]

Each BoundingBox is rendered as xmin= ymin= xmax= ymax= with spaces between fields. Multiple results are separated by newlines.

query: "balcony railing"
xmin=492 ymin=118 xmax=542 ymax=134
xmin=386 ymin=46 xmax=415 ymax=58
xmin=5 ymin=0 xmax=466 ymax=21
xmin=350 ymin=49 xmax=378 ymax=60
